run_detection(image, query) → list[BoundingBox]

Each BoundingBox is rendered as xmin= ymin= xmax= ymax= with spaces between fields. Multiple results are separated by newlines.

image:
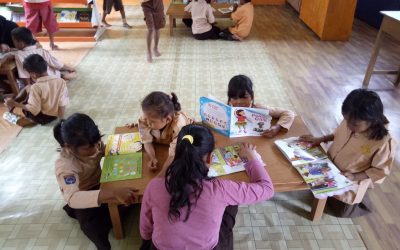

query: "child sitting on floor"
xmin=219 ymin=0 xmax=254 ymax=41
xmin=11 ymin=27 xmax=76 ymax=86
xmin=54 ymin=113 xmax=138 ymax=250
xmin=300 ymin=89 xmax=396 ymax=217
xmin=4 ymin=54 xmax=69 ymax=127
xmin=184 ymin=0 xmax=221 ymax=40
xmin=139 ymin=124 xmax=274 ymax=249
xmin=227 ymin=74 xmax=296 ymax=138
xmin=134 ymin=91 xmax=194 ymax=171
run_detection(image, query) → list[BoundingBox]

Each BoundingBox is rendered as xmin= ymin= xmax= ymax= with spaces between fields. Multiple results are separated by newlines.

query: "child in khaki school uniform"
xmin=11 ymin=27 xmax=76 ymax=86
xmin=132 ymin=91 xmax=194 ymax=172
xmin=219 ymin=0 xmax=254 ymax=41
xmin=4 ymin=54 xmax=69 ymax=127
xmin=54 ymin=113 xmax=138 ymax=250
xmin=301 ymin=89 xmax=396 ymax=217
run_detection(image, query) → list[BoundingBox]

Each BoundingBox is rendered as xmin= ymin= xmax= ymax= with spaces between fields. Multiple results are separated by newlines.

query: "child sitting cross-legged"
xmin=3 ymin=54 xmax=69 ymax=127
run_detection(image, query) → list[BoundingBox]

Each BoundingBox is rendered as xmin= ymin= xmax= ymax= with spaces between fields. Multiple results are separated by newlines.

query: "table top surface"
xmin=381 ymin=11 xmax=400 ymax=21
xmin=166 ymin=3 xmax=232 ymax=18
xmin=101 ymin=116 xmax=311 ymax=197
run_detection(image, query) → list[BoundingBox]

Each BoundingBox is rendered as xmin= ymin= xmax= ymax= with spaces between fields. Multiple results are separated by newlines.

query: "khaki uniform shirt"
xmin=328 ymin=120 xmax=396 ymax=204
xmin=138 ymin=111 xmax=194 ymax=156
xmin=229 ymin=2 xmax=254 ymax=39
xmin=15 ymin=45 xmax=64 ymax=79
xmin=26 ymin=75 xmax=69 ymax=116
xmin=253 ymin=103 xmax=296 ymax=131
xmin=55 ymin=148 xmax=103 ymax=209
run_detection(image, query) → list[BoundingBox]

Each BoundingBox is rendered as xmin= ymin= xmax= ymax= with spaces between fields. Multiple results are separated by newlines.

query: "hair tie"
xmin=182 ymin=135 xmax=194 ymax=144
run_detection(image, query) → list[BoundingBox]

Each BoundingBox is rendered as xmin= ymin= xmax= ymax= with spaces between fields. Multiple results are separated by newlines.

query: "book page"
xmin=105 ymin=133 xmax=142 ymax=156
xmin=208 ymin=144 xmax=248 ymax=177
xmin=100 ymin=153 xmax=142 ymax=183
xmin=230 ymin=107 xmax=272 ymax=137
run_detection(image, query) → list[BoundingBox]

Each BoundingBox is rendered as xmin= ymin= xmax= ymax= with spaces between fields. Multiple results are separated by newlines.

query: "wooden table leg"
xmin=395 ymin=68 xmax=400 ymax=87
xmin=108 ymin=204 xmax=124 ymax=239
xmin=173 ymin=18 xmax=176 ymax=28
xmin=310 ymin=198 xmax=327 ymax=222
xmin=6 ymin=68 xmax=19 ymax=95
xmin=169 ymin=16 xmax=174 ymax=36
xmin=362 ymin=29 xmax=384 ymax=88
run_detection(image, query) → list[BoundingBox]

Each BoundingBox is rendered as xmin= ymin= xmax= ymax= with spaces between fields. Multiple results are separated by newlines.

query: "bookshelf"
xmin=0 ymin=0 xmax=105 ymax=42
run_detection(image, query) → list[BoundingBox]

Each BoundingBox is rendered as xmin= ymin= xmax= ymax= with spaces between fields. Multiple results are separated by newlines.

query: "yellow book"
xmin=105 ymin=133 xmax=142 ymax=156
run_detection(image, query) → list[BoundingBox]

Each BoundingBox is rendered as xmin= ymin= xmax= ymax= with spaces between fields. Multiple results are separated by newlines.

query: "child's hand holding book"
xmin=239 ymin=143 xmax=261 ymax=162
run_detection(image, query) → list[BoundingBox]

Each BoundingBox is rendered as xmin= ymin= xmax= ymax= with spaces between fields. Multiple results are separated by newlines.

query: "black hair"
xmin=342 ymin=89 xmax=388 ymax=140
xmin=235 ymin=109 xmax=245 ymax=116
xmin=141 ymin=91 xmax=181 ymax=118
xmin=165 ymin=124 xmax=215 ymax=222
xmin=227 ymin=75 xmax=254 ymax=103
xmin=53 ymin=113 xmax=102 ymax=148
xmin=23 ymin=54 xmax=47 ymax=74
xmin=11 ymin=27 xmax=37 ymax=46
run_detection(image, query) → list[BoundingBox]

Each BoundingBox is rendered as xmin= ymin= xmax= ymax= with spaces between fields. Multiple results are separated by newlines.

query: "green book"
xmin=100 ymin=152 xmax=142 ymax=183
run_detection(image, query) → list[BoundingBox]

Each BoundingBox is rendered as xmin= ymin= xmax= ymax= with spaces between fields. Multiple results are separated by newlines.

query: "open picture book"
xmin=200 ymin=96 xmax=272 ymax=137
xmin=274 ymin=137 xmax=352 ymax=197
xmin=208 ymin=144 xmax=248 ymax=177
xmin=218 ymin=6 xmax=233 ymax=14
xmin=100 ymin=133 xmax=143 ymax=183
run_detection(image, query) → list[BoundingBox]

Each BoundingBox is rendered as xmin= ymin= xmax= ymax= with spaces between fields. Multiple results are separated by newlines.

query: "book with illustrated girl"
xmin=199 ymin=96 xmax=272 ymax=137
xmin=208 ymin=144 xmax=249 ymax=177
xmin=100 ymin=133 xmax=143 ymax=183
xmin=274 ymin=137 xmax=352 ymax=197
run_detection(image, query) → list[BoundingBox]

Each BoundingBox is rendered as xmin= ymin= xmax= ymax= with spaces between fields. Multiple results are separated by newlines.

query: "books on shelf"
xmin=58 ymin=10 xmax=78 ymax=22
xmin=208 ymin=143 xmax=248 ymax=177
xmin=200 ymin=96 xmax=272 ymax=138
xmin=274 ymin=137 xmax=352 ymax=197
xmin=100 ymin=133 xmax=143 ymax=183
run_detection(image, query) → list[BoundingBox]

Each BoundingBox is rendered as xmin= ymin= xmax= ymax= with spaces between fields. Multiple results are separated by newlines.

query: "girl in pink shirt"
xmin=140 ymin=124 xmax=274 ymax=250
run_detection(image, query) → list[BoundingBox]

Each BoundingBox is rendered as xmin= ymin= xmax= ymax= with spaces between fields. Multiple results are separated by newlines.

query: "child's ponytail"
xmin=165 ymin=124 xmax=215 ymax=222
xmin=53 ymin=119 xmax=65 ymax=147
xmin=170 ymin=92 xmax=181 ymax=112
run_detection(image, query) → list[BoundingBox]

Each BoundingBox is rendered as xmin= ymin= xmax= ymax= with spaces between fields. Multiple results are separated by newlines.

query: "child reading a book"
xmin=300 ymin=89 xmax=396 ymax=217
xmin=219 ymin=0 xmax=253 ymax=41
xmin=23 ymin=0 xmax=59 ymax=50
xmin=102 ymin=0 xmax=132 ymax=28
xmin=184 ymin=0 xmax=221 ymax=40
xmin=54 ymin=113 xmax=138 ymax=250
xmin=136 ymin=91 xmax=194 ymax=172
xmin=227 ymin=74 xmax=295 ymax=138
xmin=141 ymin=0 xmax=165 ymax=63
xmin=4 ymin=54 xmax=69 ymax=127
xmin=140 ymin=124 xmax=274 ymax=249
xmin=11 ymin=27 xmax=76 ymax=86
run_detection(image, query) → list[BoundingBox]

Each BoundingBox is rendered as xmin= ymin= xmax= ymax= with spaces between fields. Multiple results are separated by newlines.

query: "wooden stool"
xmin=363 ymin=11 xmax=400 ymax=88
xmin=0 ymin=60 xmax=19 ymax=95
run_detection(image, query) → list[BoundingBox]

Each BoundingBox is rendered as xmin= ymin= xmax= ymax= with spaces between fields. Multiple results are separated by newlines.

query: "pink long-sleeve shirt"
xmin=140 ymin=158 xmax=274 ymax=250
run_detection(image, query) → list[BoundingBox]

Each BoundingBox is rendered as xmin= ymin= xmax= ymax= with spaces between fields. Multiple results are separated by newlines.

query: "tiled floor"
xmin=1 ymin=3 xmax=399 ymax=250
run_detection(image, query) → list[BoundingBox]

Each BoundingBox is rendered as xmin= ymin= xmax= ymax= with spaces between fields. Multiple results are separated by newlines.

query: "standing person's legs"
xmin=102 ymin=0 xmax=112 ymax=26
xmin=64 ymin=204 xmax=112 ymax=250
xmin=23 ymin=3 xmax=43 ymax=36
xmin=114 ymin=0 xmax=132 ymax=28
xmin=213 ymin=205 xmax=239 ymax=250
xmin=39 ymin=1 xmax=59 ymax=50
xmin=152 ymin=11 xmax=165 ymax=57
xmin=142 ymin=5 xmax=156 ymax=62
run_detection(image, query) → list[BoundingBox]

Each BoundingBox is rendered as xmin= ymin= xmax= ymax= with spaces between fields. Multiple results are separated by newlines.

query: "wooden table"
xmin=102 ymin=117 xmax=327 ymax=239
xmin=0 ymin=59 xmax=19 ymax=95
xmin=363 ymin=11 xmax=400 ymax=88
xmin=166 ymin=3 xmax=231 ymax=36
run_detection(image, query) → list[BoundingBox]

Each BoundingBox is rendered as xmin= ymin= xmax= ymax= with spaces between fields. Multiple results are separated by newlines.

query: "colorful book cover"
xmin=275 ymin=137 xmax=352 ymax=197
xmin=59 ymin=10 xmax=78 ymax=22
xmin=100 ymin=153 xmax=142 ymax=183
xmin=199 ymin=96 xmax=272 ymax=138
xmin=208 ymin=144 xmax=248 ymax=177
xmin=105 ymin=133 xmax=142 ymax=156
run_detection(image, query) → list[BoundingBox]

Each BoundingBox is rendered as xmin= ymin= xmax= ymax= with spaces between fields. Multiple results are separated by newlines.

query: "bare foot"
xmin=101 ymin=21 xmax=112 ymax=27
xmin=147 ymin=53 xmax=153 ymax=63
xmin=50 ymin=44 xmax=59 ymax=50
xmin=123 ymin=23 xmax=133 ymax=29
xmin=153 ymin=49 xmax=161 ymax=57
xmin=16 ymin=117 xmax=37 ymax=127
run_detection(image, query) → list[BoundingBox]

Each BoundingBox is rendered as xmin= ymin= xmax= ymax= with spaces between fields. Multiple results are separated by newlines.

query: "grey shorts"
xmin=103 ymin=0 xmax=124 ymax=14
